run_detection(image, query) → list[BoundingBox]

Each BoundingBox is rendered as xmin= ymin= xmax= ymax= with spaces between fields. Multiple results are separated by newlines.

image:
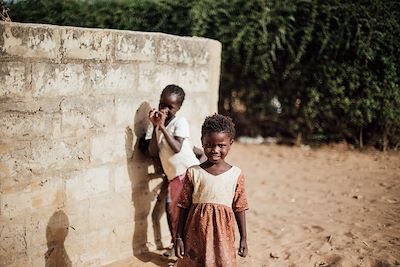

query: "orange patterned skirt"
xmin=177 ymin=203 xmax=237 ymax=267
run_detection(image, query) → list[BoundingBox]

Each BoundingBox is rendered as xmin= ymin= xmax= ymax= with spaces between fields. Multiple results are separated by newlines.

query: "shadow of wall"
xmin=125 ymin=102 xmax=167 ymax=255
xmin=44 ymin=210 xmax=72 ymax=267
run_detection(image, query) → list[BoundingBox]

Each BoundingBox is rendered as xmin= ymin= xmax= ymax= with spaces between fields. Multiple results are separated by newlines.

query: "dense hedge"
xmin=6 ymin=0 xmax=400 ymax=149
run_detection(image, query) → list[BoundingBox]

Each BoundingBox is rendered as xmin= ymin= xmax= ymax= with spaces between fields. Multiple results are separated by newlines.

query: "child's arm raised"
xmin=175 ymin=207 xmax=189 ymax=258
xmin=148 ymin=109 xmax=161 ymax=157
xmin=234 ymin=211 xmax=248 ymax=257
xmin=158 ymin=110 xmax=184 ymax=153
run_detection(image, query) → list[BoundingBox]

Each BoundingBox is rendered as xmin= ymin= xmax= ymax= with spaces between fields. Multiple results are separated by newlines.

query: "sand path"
xmin=108 ymin=143 xmax=400 ymax=267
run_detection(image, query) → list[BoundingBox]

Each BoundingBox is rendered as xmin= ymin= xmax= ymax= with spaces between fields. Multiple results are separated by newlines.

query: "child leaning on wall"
xmin=145 ymin=84 xmax=205 ymax=251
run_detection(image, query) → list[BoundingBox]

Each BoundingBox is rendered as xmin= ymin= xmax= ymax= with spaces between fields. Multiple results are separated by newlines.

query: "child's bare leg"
xmin=165 ymin=201 xmax=173 ymax=242
xmin=163 ymin=189 xmax=175 ymax=257
xmin=151 ymin=176 xmax=170 ymax=250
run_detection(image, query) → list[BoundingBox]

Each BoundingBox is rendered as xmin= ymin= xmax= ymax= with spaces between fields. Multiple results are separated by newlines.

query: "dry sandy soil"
xmin=108 ymin=143 xmax=400 ymax=267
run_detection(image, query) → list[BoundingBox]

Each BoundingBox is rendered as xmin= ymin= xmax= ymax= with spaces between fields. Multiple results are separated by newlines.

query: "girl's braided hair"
xmin=201 ymin=114 xmax=236 ymax=139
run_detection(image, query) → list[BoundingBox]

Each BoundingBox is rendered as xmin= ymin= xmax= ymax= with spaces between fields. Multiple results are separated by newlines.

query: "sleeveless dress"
xmin=177 ymin=165 xmax=248 ymax=267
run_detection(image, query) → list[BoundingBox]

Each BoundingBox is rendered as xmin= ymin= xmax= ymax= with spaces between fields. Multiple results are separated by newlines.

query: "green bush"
xmin=7 ymin=0 xmax=400 ymax=149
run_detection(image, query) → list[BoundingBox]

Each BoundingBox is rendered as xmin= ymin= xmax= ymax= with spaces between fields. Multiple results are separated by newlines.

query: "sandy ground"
xmin=108 ymin=143 xmax=400 ymax=267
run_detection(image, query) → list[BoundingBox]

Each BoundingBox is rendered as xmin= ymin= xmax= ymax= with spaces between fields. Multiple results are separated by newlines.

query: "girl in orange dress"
xmin=175 ymin=114 xmax=248 ymax=267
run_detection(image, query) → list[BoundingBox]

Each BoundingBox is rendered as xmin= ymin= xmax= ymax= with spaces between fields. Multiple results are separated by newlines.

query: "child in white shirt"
xmin=146 ymin=85 xmax=204 ymax=251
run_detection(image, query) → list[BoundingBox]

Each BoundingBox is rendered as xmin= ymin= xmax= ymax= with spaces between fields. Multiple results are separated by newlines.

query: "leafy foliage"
xmin=1 ymin=0 xmax=11 ymax=21
xmin=6 ymin=0 xmax=400 ymax=149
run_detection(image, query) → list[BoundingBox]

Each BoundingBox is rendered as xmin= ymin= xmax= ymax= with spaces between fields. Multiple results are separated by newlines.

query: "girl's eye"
xmin=204 ymin=144 xmax=226 ymax=148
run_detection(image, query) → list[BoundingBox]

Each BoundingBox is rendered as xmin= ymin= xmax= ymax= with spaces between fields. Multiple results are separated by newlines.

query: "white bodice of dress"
xmin=189 ymin=165 xmax=242 ymax=207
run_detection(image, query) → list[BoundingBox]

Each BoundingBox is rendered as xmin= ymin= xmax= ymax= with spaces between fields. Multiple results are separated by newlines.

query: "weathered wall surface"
xmin=0 ymin=21 xmax=221 ymax=266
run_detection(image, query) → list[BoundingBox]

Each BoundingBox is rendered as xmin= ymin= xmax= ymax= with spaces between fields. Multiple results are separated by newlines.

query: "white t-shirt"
xmin=146 ymin=116 xmax=200 ymax=180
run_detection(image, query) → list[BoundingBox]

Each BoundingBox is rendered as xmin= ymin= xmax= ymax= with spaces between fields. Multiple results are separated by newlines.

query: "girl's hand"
xmin=175 ymin=238 xmax=185 ymax=259
xmin=158 ymin=109 xmax=167 ymax=126
xmin=238 ymin=238 xmax=248 ymax=257
xmin=148 ymin=108 xmax=162 ymax=126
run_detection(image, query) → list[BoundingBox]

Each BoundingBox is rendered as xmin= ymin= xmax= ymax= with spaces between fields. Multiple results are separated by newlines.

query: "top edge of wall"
xmin=0 ymin=21 xmax=222 ymax=63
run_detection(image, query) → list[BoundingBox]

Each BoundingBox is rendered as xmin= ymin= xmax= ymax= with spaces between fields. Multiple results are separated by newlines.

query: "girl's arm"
xmin=157 ymin=110 xmax=185 ymax=153
xmin=148 ymin=108 xmax=161 ymax=157
xmin=159 ymin=124 xmax=184 ymax=153
xmin=148 ymin=126 xmax=159 ymax=157
xmin=175 ymin=207 xmax=189 ymax=258
xmin=234 ymin=211 xmax=248 ymax=257
xmin=193 ymin=146 xmax=207 ymax=163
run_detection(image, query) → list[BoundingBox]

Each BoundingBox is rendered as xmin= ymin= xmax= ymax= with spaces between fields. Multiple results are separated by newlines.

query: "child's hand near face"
xmin=148 ymin=108 xmax=163 ymax=126
xmin=157 ymin=108 xmax=168 ymax=126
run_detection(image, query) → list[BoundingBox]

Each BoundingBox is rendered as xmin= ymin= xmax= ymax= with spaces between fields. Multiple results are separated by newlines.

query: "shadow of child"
xmin=44 ymin=210 xmax=72 ymax=267
xmin=125 ymin=102 xmax=169 ymax=258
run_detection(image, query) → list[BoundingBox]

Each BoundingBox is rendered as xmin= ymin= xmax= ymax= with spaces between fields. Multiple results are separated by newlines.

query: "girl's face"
xmin=202 ymin=131 xmax=233 ymax=164
xmin=158 ymin=92 xmax=181 ymax=122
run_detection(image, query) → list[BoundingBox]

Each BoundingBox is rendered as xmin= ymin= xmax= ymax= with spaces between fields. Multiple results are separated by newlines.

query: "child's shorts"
xmin=166 ymin=173 xmax=186 ymax=204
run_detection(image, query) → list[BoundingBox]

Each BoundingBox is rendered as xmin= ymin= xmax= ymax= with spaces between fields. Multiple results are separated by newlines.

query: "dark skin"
xmin=148 ymin=92 xmax=206 ymax=162
xmin=148 ymin=92 xmax=185 ymax=245
xmin=148 ymin=91 xmax=206 ymax=247
xmin=193 ymin=146 xmax=207 ymax=162
xmin=148 ymin=92 xmax=184 ymax=157
xmin=175 ymin=131 xmax=248 ymax=259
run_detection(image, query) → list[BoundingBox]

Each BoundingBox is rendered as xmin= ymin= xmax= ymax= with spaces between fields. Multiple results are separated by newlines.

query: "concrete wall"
xmin=0 ymin=21 xmax=221 ymax=266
